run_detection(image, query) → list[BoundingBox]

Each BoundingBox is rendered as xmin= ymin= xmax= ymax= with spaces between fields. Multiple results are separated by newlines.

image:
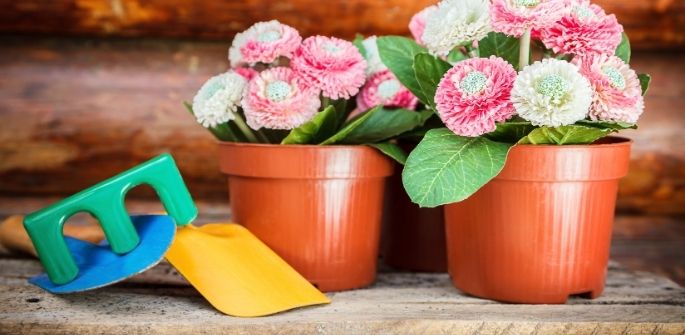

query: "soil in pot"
xmin=444 ymin=137 xmax=632 ymax=304
xmin=218 ymin=142 xmax=394 ymax=292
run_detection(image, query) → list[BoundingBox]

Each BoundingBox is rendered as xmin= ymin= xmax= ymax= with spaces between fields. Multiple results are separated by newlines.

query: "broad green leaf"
xmin=184 ymin=101 xmax=239 ymax=142
xmin=340 ymin=108 xmax=433 ymax=144
xmin=353 ymin=33 xmax=366 ymax=58
xmin=615 ymin=33 xmax=631 ymax=63
xmin=518 ymin=125 xmax=615 ymax=145
xmin=320 ymin=106 xmax=381 ymax=145
xmin=638 ymin=73 xmax=651 ymax=96
xmin=367 ymin=142 xmax=408 ymax=165
xmin=447 ymin=49 xmax=469 ymax=64
xmin=485 ymin=121 xmax=537 ymax=143
xmin=402 ymin=128 xmax=513 ymax=207
xmin=377 ymin=36 xmax=428 ymax=100
xmin=478 ymin=32 xmax=520 ymax=68
xmin=413 ymin=53 xmax=452 ymax=109
xmin=281 ymin=105 xmax=339 ymax=144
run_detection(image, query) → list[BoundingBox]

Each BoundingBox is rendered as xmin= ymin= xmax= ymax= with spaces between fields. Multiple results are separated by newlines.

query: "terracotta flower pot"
xmin=218 ymin=142 xmax=394 ymax=292
xmin=382 ymin=163 xmax=447 ymax=272
xmin=444 ymin=137 xmax=632 ymax=304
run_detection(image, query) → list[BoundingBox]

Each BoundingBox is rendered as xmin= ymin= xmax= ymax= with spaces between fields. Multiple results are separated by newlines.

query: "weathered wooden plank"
xmin=0 ymin=258 xmax=683 ymax=334
xmin=0 ymin=38 xmax=683 ymax=214
xmin=0 ymin=0 xmax=682 ymax=49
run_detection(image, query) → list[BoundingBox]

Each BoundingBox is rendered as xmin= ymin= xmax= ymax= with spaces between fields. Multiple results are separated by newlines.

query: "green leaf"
xmin=281 ymin=105 xmax=340 ymax=144
xmin=377 ymin=36 xmax=428 ymax=100
xmin=353 ymin=33 xmax=366 ymax=58
xmin=367 ymin=142 xmax=408 ymax=165
xmin=320 ymin=106 xmax=381 ymax=145
xmin=518 ymin=125 xmax=615 ymax=145
xmin=402 ymin=128 xmax=513 ymax=207
xmin=576 ymin=120 xmax=637 ymax=130
xmin=447 ymin=49 xmax=468 ymax=64
xmin=413 ymin=53 xmax=452 ymax=109
xmin=184 ymin=101 xmax=240 ymax=142
xmin=485 ymin=121 xmax=537 ymax=143
xmin=339 ymin=108 xmax=433 ymax=144
xmin=615 ymin=33 xmax=631 ymax=63
xmin=478 ymin=32 xmax=520 ymax=68
xmin=638 ymin=73 xmax=651 ymax=96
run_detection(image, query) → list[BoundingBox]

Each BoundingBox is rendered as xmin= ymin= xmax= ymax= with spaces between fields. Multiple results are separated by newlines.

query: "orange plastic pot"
xmin=218 ymin=142 xmax=394 ymax=292
xmin=444 ymin=137 xmax=632 ymax=304
xmin=382 ymin=162 xmax=447 ymax=272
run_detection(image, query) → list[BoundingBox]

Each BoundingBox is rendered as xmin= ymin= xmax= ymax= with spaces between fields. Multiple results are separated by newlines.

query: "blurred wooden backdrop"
xmin=0 ymin=0 xmax=684 ymax=215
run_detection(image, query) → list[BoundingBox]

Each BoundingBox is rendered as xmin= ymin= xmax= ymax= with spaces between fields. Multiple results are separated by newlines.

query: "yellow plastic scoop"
xmin=165 ymin=223 xmax=330 ymax=317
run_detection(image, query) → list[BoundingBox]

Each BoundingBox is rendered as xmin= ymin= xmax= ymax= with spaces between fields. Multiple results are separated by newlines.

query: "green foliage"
xmin=339 ymin=108 xmax=433 ymax=144
xmin=485 ymin=120 xmax=537 ymax=143
xmin=367 ymin=142 xmax=408 ymax=165
xmin=478 ymin=32 xmax=520 ymax=68
xmin=447 ymin=49 xmax=468 ymax=64
xmin=184 ymin=101 xmax=240 ymax=142
xmin=615 ymin=33 xmax=631 ymax=63
xmin=377 ymin=36 xmax=428 ymax=103
xmin=518 ymin=124 xmax=616 ymax=145
xmin=281 ymin=105 xmax=341 ymax=144
xmin=402 ymin=128 xmax=513 ymax=207
xmin=413 ymin=53 xmax=452 ymax=109
xmin=320 ymin=106 xmax=381 ymax=145
xmin=638 ymin=73 xmax=651 ymax=96
xmin=353 ymin=33 xmax=366 ymax=58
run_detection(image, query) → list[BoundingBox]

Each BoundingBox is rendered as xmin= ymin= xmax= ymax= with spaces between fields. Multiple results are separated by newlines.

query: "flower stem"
xmin=255 ymin=129 xmax=270 ymax=143
xmin=519 ymin=28 xmax=531 ymax=71
xmin=231 ymin=112 xmax=260 ymax=143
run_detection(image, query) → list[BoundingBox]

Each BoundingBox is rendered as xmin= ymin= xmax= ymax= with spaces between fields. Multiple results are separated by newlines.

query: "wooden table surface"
xmin=1 ymin=258 xmax=684 ymax=334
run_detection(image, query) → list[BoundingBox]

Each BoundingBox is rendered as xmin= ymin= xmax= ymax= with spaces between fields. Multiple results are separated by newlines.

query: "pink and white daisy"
xmin=540 ymin=0 xmax=623 ymax=57
xmin=490 ymin=0 xmax=566 ymax=37
xmin=242 ymin=67 xmax=321 ymax=130
xmin=435 ymin=56 xmax=517 ymax=137
xmin=228 ymin=20 xmax=302 ymax=67
xmin=361 ymin=36 xmax=387 ymax=77
xmin=422 ymin=0 xmax=492 ymax=56
xmin=356 ymin=69 xmax=418 ymax=112
xmin=512 ymin=58 xmax=593 ymax=126
xmin=234 ymin=67 xmax=258 ymax=81
xmin=574 ymin=54 xmax=643 ymax=123
xmin=291 ymin=36 xmax=367 ymax=100
xmin=409 ymin=5 xmax=437 ymax=46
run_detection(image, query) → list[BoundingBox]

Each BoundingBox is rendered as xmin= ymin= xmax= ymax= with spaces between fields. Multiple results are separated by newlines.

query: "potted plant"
xmin=186 ymin=21 xmax=432 ymax=291
xmin=378 ymin=0 xmax=650 ymax=303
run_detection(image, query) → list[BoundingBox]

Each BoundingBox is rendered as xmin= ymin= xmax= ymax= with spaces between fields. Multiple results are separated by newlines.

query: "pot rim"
xmin=217 ymin=141 xmax=379 ymax=150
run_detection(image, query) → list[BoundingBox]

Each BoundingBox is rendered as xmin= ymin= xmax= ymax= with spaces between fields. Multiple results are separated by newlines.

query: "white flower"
xmin=422 ymin=0 xmax=492 ymax=57
xmin=512 ymin=59 xmax=593 ymax=127
xmin=228 ymin=30 xmax=249 ymax=67
xmin=361 ymin=36 xmax=387 ymax=77
xmin=192 ymin=71 xmax=247 ymax=128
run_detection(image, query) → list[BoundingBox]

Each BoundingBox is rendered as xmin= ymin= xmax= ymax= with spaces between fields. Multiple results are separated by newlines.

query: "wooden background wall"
xmin=0 ymin=0 xmax=684 ymax=215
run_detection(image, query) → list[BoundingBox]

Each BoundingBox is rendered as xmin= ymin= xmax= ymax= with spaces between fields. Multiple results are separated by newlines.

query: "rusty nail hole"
xmin=26 ymin=298 xmax=41 ymax=303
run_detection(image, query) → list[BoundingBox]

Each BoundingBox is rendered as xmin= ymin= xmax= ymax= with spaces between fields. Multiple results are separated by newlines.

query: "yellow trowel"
xmin=166 ymin=223 xmax=330 ymax=317
xmin=0 ymin=215 xmax=329 ymax=317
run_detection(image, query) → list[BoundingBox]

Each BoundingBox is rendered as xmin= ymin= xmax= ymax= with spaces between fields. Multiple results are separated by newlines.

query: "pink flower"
xmin=234 ymin=67 xmax=258 ymax=81
xmin=356 ymin=70 xmax=418 ymax=112
xmin=242 ymin=67 xmax=321 ymax=130
xmin=574 ymin=54 xmax=643 ymax=123
xmin=291 ymin=36 xmax=367 ymax=100
xmin=229 ymin=20 xmax=302 ymax=67
xmin=435 ymin=56 xmax=517 ymax=137
xmin=409 ymin=5 xmax=437 ymax=45
xmin=490 ymin=0 xmax=566 ymax=37
xmin=540 ymin=0 xmax=623 ymax=57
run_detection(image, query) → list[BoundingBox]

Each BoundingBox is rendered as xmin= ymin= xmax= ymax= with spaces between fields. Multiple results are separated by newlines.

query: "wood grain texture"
xmin=0 ymin=257 xmax=683 ymax=334
xmin=0 ymin=37 xmax=683 ymax=213
xmin=0 ymin=0 xmax=683 ymax=49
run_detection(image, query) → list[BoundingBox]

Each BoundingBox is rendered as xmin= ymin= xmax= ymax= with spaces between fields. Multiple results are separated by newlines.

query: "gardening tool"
xmin=23 ymin=153 xmax=197 ymax=286
xmin=166 ymin=223 xmax=330 ymax=317
xmin=16 ymin=152 xmax=330 ymax=316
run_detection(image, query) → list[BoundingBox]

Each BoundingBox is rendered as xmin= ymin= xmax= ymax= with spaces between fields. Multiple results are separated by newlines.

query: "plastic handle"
xmin=23 ymin=153 xmax=198 ymax=285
